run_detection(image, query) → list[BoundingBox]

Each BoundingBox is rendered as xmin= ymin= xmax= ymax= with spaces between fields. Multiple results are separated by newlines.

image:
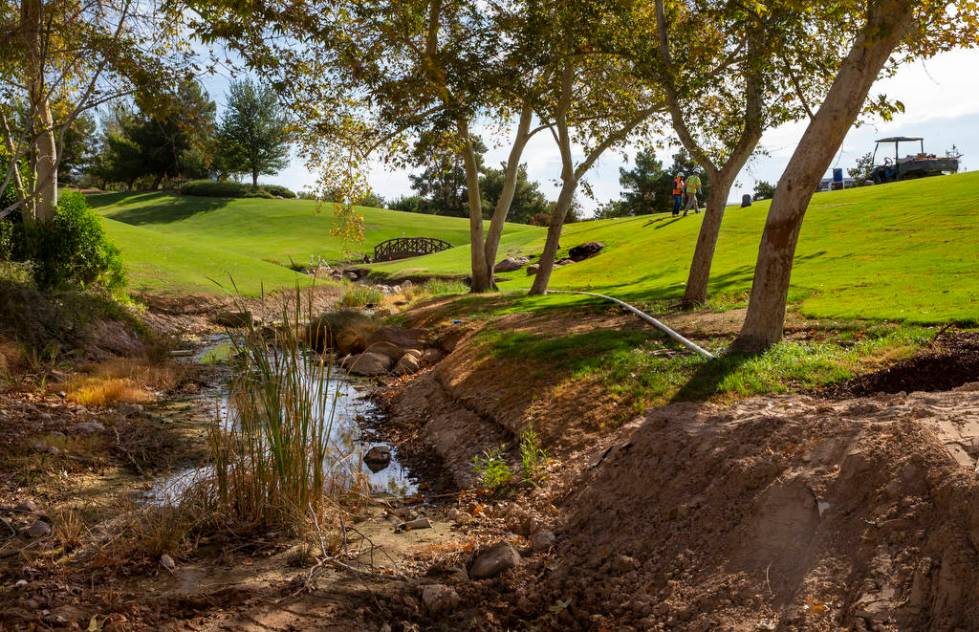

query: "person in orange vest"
xmin=671 ymin=174 xmax=685 ymax=217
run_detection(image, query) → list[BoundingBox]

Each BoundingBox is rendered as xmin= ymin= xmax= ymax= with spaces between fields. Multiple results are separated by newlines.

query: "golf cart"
xmin=869 ymin=137 xmax=959 ymax=184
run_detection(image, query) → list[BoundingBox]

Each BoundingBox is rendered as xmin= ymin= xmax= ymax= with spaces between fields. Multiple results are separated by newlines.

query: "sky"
xmin=204 ymin=47 xmax=979 ymax=216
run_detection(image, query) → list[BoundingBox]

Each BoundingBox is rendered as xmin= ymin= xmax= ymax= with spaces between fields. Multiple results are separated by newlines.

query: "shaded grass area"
xmin=374 ymin=171 xmax=979 ymax=325
xmin=477 ymin=320 xmax=933 ymax=413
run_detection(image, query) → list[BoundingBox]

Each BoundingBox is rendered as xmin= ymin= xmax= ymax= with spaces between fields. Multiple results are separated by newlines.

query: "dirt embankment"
xmin=380 ymin=315 xmax=979 ymax=630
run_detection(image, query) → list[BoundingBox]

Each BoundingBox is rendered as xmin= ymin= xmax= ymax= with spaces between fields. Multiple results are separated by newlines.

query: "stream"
xmin=141 ymin=340 xmax=419 ymax=505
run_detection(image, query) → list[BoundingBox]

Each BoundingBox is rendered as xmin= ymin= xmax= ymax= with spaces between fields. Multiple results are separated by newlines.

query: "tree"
xmin=618 ymin=148 xmax=675 ymax=216
xmin=753 ymin=180 xmax=775 ymax=201
xmin=0 ymin=0 xmax=186 ymax=222
xmin=734 ymin=0 xmax=978 ymax=351
xmin=848 ymin=152 xmax=875 ymax=183
xmin=407 ymin=135 xmax=486 ymax=217
xmin=481 ymin=163 xmax=549 ymax=224
xmin=218 ymin=79 xmax=291 ymax=188
xmin=58 ymin=113 xmax=97 ymax=185
xmin=189 ymin=0 xmax=569 ymax=293
xmin=620 ymin=0 xmax=840 ymax=307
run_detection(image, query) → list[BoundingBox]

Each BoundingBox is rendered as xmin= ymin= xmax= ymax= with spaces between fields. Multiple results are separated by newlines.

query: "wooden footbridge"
xmin=372 ymin=237 xmax=453 ymax=262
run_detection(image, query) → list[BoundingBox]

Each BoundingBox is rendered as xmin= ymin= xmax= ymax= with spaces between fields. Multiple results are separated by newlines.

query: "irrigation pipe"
xmin=545 ymin=290 xmax=715 ymax=360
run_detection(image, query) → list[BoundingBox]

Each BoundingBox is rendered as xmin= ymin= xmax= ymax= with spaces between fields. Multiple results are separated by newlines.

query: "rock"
xmin=364 ymin=445 xmax=392 ymax=472
xmin=43 ymin=605 xmax=84 ymax=627
xmin=447 ymin=508 xmax=473 ymax=526
xmin=556 ymin=258 xmax=575 ymax=265
xmin=526 ymin=264 xmax=540 ymax=276
xmin=611 ymin=554 xmax=637 ymax=574
xmin=117 ymin=403 xmax=144 ymax=416
xmin=421 ymin=348 xmax=443 ymax=366
xmin=160 ymin=553 xmax=176 ymax=573
xmin=398 ymin=517 xmax=432 ymax=531
xmin=568 ymin=241 xmax=605 ymax=262
xmin=494 ymin=256 xmax=530 ymax=273
xmin=27 ymin=520 xmax=51 ymax=538
xmin=366 ymin=326 xmax=427 ymax=350
xmin=421 ymin=584 xmax=460 ymax=613
xmin=434 ymin=329 xmax=466 ymax=353
xmin=530 ymin=529 xmax=556 ymax=552
xmin=365 ymin=341 xmax=406 ymax=363
xmin=14 ymin=579 xmax=27 ymax=589
xmin=468 ymin=542 xmax=521 ymax=580
xmin=212 ymin=310 xmax=253 ymax=328
xmin=32 ymin=442 xmax=60 ymax=456
xmin=14 ymin=500 xmax=38 ymax=513
xmin=306 ymin=310 xmax=376 ymax=354
xmin=72 ymin=421 xmax=105 ymax=435
xmin=343 ymin=352 xmax=393 ymax=377
xmin=393 ymin=352 xmax=422 ymax=376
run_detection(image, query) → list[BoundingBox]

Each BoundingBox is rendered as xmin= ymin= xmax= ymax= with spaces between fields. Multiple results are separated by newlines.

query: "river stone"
xmin=364 ymin=341 xmax=405 ymax=363
xmin=393 ymin=352 xmax=422 ymax=376
xmin=344 ymin=352 xmax=393 ymax=376
xmin=364 ymin=445 xmax=392 ymax=472
xmin=421 ymin=348 xmax=444 ymax=366
xmin=568 ymin=241 xmax=605 ymax=262
xmin=367 ymin=326 xmax=427 ymax=351
xmin=421 ymin=584 xmax=460 ymax=613
xmin=468 ymin=542 xmax=521 ymax=580
xmin=494 ymin=256 xmax=529 ymax=273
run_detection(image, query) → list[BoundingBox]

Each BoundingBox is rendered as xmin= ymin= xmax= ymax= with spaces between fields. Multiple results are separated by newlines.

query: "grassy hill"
xmin=89 ymin=192 xmax=539 ymax=296
xmin=371 ymin=171 xmax=979 ymax=324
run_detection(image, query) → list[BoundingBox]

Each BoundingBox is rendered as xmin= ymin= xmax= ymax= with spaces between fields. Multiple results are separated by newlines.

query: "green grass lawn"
xmin=372 ymin=171 xmax=979 ymax=325
xmin=90 ymin=192 xmax=539 ymax=296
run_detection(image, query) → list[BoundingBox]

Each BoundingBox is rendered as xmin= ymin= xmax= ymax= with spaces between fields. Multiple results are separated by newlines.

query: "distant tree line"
xmin=595 ymin=148 xmax=709 ymax=219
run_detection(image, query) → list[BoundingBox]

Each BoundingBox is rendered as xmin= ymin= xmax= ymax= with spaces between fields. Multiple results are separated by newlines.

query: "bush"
xmin=13 ymin=192 xmax=125 ymax=290
xmin=178 ymin=179 xmax=296 ymax=199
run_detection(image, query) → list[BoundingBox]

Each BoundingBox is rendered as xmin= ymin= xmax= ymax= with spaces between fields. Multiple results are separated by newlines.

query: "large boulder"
xmin=306 ymin=310 xmax=376 ymax=354
xmin=468 ymin=542 xmax=521 ymax=580
xmin=364 ymin=340 xmax=406 ymax=363
xmin=366 ymin=326 xmax=427 ymax=350
xmin=494 ymin=256 xmax=530 ymax=273
xmin=568 ymin=241 xmax=605 ymax=262
xmin=343 ymin=352 xmax=393 ymax=376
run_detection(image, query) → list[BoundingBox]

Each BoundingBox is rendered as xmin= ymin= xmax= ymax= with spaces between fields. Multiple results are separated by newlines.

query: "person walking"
xmin=672 ymin=174 xmax=685 ymax=217
xmin=683 ymin=171 xmax=703 ymax=216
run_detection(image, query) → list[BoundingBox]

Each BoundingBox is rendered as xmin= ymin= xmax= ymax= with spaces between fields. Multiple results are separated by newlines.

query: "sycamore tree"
xmin=524 ymin=0 xmax=665 ymax=296
xmin=734 ymin=0 xmax=979 ymax=351
xmin=0 ymin=0 xmax=188 ymax=222
xmin=606 ymin=0 xmax=838 ymax=306
xmin=191 ymin=0 xmax=559 ymax=292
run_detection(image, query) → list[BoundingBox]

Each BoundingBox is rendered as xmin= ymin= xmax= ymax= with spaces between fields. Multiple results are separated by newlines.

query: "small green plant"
xmin=422 ymin=278 xmax=469 ymax=297
xmin=339 ymin=285 xmax=384 ymax=307
xmin=472 ymin=446 xmax=514 ymax=493
xmin=519 ymin=427 xmax=549 ymax=486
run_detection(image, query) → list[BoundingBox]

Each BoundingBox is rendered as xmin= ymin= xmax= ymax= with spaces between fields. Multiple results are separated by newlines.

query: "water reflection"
xmin=144 ymin=365 xmax=417 ymax=505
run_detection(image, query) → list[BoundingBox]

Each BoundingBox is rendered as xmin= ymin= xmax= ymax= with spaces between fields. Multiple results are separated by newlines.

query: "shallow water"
xmin=142 ymin=359 xmax=417 ymax=505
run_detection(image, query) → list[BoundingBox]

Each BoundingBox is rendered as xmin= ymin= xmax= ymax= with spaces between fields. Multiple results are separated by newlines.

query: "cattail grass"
xmin=205 ymin=286 xmax=354 ymax=533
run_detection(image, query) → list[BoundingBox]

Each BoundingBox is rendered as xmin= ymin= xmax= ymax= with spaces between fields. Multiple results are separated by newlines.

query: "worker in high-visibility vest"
xmin=671 ymin=174 xmax=685 ymax=217
xmin=684 ymin=171 xmax=703 ymax=216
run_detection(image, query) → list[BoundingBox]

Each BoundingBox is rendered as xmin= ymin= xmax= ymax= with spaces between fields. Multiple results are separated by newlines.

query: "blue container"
xmin=832 ymin=168 xmax=844 ymax=183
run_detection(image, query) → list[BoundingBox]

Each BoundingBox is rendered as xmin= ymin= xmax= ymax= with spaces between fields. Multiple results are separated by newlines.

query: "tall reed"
xmin=207 ymin=290 xmax=347 ymax=532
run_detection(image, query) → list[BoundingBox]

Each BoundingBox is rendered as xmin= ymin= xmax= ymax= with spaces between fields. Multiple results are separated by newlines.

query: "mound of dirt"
xmin=831 ymin=332 xmax=979 ymax=397
xmin=456 ymin=387 xmax=979 ymax=631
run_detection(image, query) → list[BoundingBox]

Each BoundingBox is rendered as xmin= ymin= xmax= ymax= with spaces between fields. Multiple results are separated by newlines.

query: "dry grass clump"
xmin=67 ymin=377 xmax=155 ymax=407
xmin=66 ymin=356 xmax=187 ymax=407
xmin=0 ymin=337 xmax=21 ymax=377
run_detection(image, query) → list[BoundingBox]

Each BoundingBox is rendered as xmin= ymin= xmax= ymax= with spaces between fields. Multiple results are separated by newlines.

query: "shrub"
xmin=339 ymin=285 xmax=384 ymax=308
xmin=13 ymin=191 xmax=125 ymax=290
xmin=519 ymin=427 xmax=549 ymax=486
xmin=263 ymin=184 xmax=297 ymax=199
xmin=178 ymin=179 xmax=296 ymax=199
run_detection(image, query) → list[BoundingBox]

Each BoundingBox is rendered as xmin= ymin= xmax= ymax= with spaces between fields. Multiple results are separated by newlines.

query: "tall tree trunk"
xmin=458 ymin=118 xmax=491 ymax=293
xmin=682 ymin=167 xmax=735 ymax=305
xmin=733 ymin=0 xmax=916 ymax=352
xmin=481 ymin=106 xmax=534 ymax=289
xmin=252 ymin=170 xmax=258 ymax=189
xmin=23 ymin=0 xmax=58 ymax=222
xmin=529 ymin=176 xmax=576 ymax=295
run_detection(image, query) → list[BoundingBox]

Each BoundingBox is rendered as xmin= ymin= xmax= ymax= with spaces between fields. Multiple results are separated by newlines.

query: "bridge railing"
xmin=372 ymin=237 xmax=453 ymax=262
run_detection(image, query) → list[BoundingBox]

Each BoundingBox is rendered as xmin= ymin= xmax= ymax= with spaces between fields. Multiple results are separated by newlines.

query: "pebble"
xmin=421 ymin=584 xmax=460 ymax=613
xmin=468 ymin=542 xmax=521 ymax=580
xmin=27 ymin=520 xmax=51 ymax=538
